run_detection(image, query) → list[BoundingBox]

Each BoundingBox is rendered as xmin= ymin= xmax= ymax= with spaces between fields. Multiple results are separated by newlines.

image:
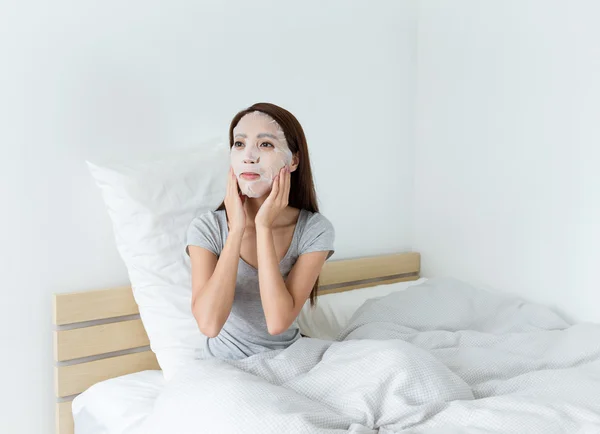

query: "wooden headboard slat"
xmin=56 ymin=402 xmax=74 ymax=434
xmin=318 ymin=274 xmax=419 ymax=296
xmin=53 ymin=285 xmax=138 ymax=325
xmin=319 ymin=252 xmax=420 ymax=286
xmin=54 ymin=319 xmax=150 ymax=362
xmin=54 ymin=350 xmax=160 ymax=398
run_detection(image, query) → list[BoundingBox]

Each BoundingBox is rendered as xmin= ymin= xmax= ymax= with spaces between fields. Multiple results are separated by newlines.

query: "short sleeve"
xmin=185 ymin=211 xmax=222 ymax=257
xmin=298 ymin=213 xmax=335 ymax=260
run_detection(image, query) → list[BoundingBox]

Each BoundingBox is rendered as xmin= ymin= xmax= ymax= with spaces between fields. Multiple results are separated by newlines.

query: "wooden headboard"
xmin=52 ymin=252 xmax=420 ymax=434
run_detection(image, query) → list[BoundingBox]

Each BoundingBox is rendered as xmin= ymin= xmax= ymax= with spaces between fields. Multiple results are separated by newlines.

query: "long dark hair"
xmin=218 ymin=102 xmax=321 ymax=306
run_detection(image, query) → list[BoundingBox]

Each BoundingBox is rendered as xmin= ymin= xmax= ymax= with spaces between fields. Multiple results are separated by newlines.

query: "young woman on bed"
xmin=185 ymin=102 xmax=335 ymax=361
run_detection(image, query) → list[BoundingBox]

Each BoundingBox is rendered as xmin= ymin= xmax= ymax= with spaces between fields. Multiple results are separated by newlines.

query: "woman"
xmin=185 ymin=102 xmax=335 ymax=360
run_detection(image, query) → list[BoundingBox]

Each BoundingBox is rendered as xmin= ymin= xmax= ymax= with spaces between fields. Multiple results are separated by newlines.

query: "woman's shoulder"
xmin=190 ymin=209 xmax=226 ymax=225
xmin=300 ymin=209 xmax=334 ymax=232
xmin=186 ymin=209 xmax=227 ymax=256
xmin=297 ymin=209 xmax=335 ymax=254
xmin=187 ymin=209 xmax=227 ymax=236
xmin=295 ymin=209 xmax=335 ymax=258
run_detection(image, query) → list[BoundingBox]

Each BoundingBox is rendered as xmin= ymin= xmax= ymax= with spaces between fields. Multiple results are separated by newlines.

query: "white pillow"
xmin=298 ymin=278 xmax=428 ymax=340
xmin=87 ymin=142 xmax=229 ymax=380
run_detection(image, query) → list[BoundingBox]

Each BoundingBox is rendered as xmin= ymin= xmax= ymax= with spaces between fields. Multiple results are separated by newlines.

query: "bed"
xmin=54 ymin=250 xmax=600 ymax=433
xmin=53 ymin=252 xmax=422 ymax=434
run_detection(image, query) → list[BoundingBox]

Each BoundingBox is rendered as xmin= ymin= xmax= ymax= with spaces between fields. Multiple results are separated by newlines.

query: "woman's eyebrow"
xmin=257 ymin=133 xmax=278 ymax=140
xmin=234 ymin=132 xmax=278 ymax=140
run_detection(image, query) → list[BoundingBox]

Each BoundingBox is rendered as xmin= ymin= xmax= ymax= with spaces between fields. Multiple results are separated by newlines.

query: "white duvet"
xmin=124 ymin=278 xmax=600 ymax=433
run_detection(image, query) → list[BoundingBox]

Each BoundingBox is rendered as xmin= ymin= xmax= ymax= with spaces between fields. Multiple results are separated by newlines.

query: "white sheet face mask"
xmin=231 ymin=112 xmax=293 ymax=198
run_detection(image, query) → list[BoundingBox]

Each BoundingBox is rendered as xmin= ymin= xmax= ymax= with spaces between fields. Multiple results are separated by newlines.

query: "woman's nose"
xmin=242 ymin=147 xmax=260 ymax=163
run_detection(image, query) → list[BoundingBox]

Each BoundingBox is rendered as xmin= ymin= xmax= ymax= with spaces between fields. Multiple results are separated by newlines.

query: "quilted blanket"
xmin=139 ymin=278 xmax=600 ymax=433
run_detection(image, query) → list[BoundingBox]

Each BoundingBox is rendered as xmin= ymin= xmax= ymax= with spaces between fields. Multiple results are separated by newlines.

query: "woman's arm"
xmin=189 ymin=227 xmax=243 ymax=337
xmin=256 ymin=226 xmax=328 ymax=334
xmin=189 ymin=168 xmax=247 ymax=338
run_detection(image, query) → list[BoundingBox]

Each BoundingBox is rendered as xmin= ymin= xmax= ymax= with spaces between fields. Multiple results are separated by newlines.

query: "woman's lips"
xmin=240 ymin=172 xmax=261 ymax=181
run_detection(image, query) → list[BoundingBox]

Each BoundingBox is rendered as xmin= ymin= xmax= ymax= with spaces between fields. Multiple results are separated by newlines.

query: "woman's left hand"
xmin=255 ymin=166 xmax=291 ymax=229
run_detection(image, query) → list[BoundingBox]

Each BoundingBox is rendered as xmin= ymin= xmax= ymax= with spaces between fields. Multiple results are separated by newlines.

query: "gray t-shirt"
xmin=186 ymin=208 xmax=335 ymax=360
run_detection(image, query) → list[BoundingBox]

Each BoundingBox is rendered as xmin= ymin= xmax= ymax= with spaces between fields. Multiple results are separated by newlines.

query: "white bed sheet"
xmin=72 ymin=370 xmax=164 ymax=434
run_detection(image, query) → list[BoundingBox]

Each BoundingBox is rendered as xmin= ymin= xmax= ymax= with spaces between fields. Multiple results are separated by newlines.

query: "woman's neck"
xmin=244 ymin=196 xmax=267 ymax=221
xmin=243 ymin=196 xmax=296 ymax=230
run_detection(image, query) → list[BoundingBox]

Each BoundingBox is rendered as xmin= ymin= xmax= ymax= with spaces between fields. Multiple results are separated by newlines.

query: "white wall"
xmin=414 ymin=0 xmax=600 ymax=323
xmin=0 ymin=1 xmax=417 ymax=432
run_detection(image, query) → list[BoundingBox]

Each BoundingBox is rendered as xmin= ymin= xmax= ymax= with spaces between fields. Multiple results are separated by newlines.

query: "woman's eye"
xmin=260 ymin=142 xmax=274 ymax=148
xmin=233 ymin=141 xmax=244 ymax=148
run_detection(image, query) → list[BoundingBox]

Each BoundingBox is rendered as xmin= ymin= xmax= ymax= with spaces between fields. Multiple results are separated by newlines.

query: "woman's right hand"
xmin=225 ymin=168 xmax=246 ymax=233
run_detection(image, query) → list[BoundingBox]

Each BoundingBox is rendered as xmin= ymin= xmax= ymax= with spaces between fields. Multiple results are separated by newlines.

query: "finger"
xmin=283 ymin=167 xmax=291 ymax=203
xmin=230 ymin=171 xmax=239 ymax=200
xmin=227 ymin=168 xmax=235 ymax=197
xmin=271 ymin=175 xmax=280 ymax=198
xmin=232 ymin=171 xmax=241 ymax=194
xmin=225 ymin=169 xmax=231 ymax=196
xmin=279 ymin=167 xmax=287 ymax=202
